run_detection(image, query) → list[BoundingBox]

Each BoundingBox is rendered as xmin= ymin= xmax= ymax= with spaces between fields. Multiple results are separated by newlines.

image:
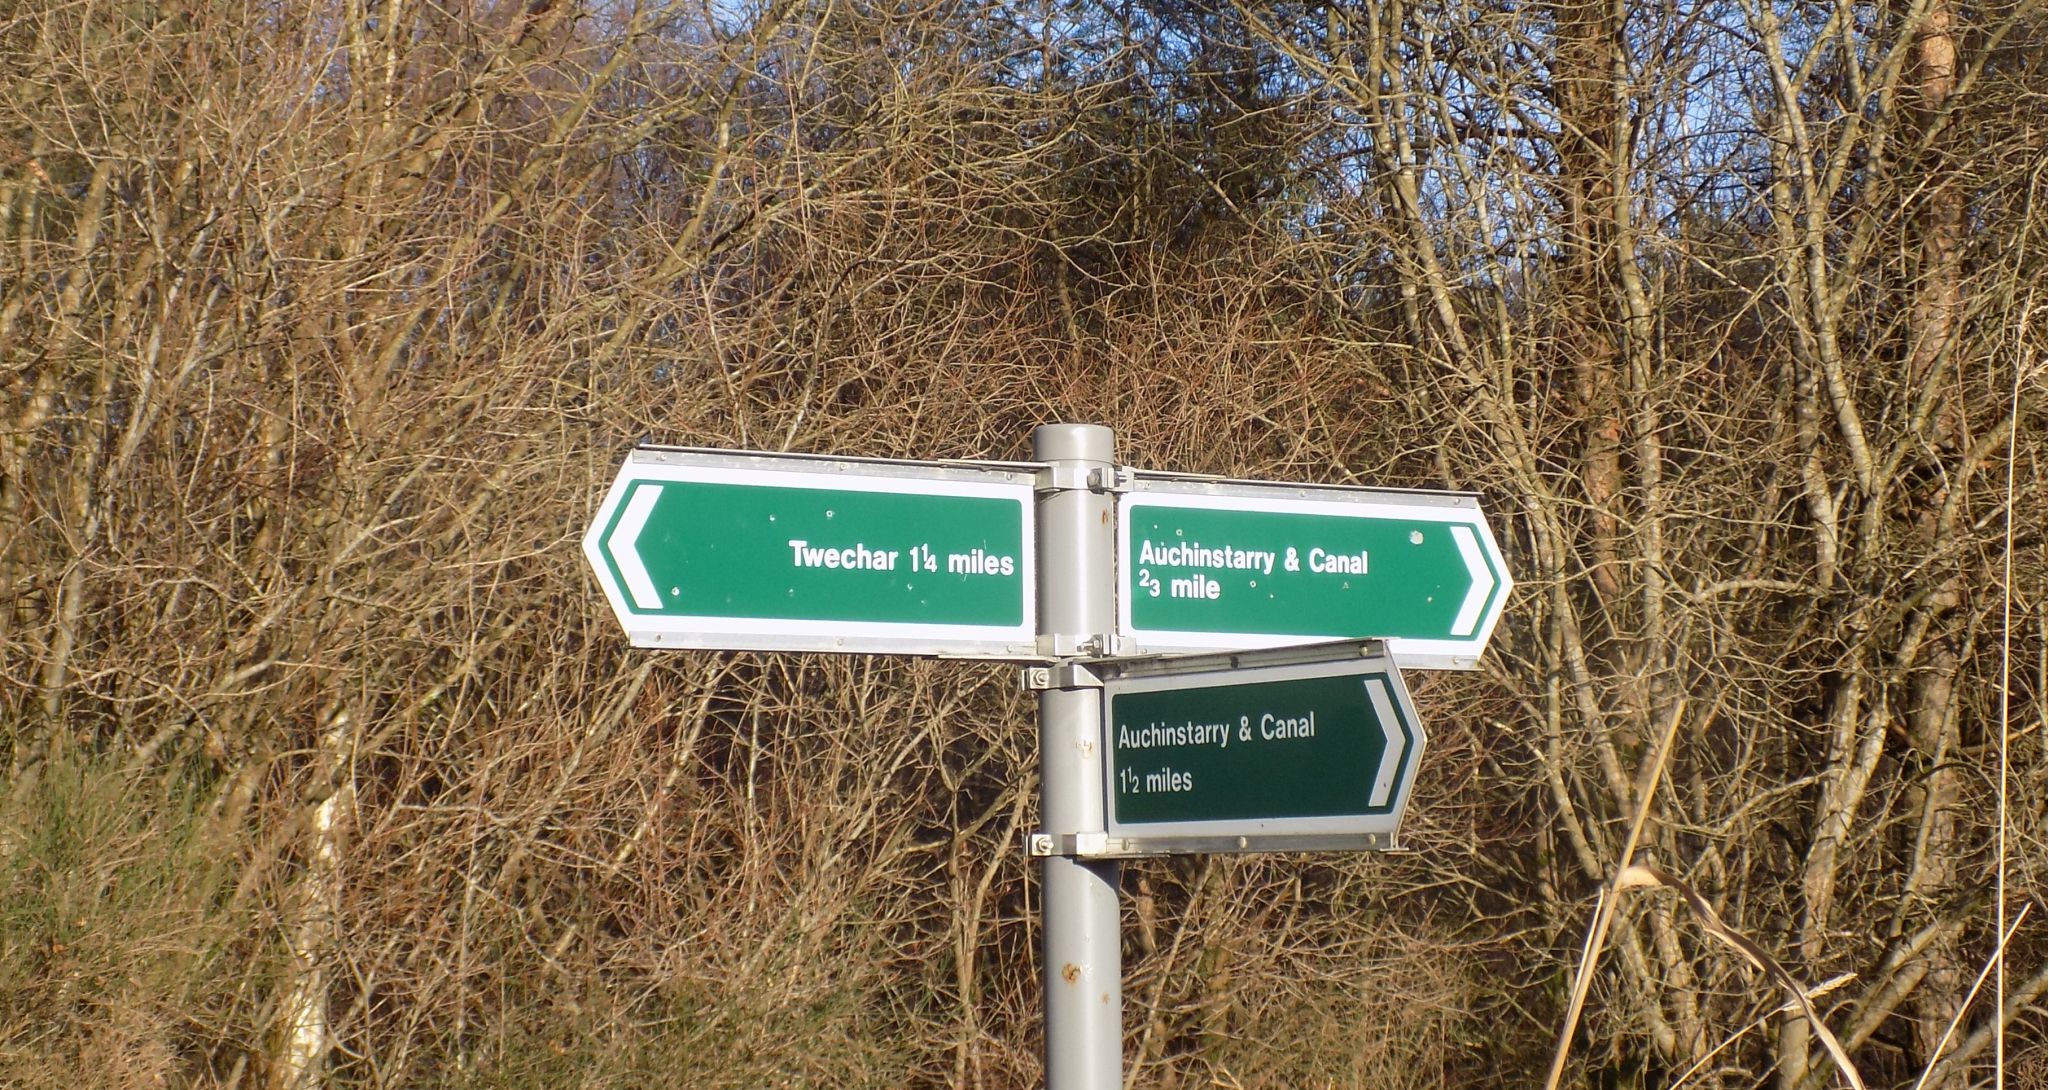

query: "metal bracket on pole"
xmin=1026 ymin=831 xmax=1110 ymax=858
xmin=1030 ymin=632 xmax=1114 ymax=661
xmin=1035 ymin=463 xmax=1132 ymax=495
xmin=1021 ymin=662 xmax=1105 ymax=692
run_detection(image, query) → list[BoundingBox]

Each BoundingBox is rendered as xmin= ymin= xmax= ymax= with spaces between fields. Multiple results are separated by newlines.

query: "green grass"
xmin=0 ymin=751 xmax=275 ymax=1089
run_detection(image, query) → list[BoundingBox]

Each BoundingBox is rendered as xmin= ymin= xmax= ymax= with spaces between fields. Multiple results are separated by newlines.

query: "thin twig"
xmin=1540 ymin=697 xmax=1688 ymax=1090
xmin=1910 ymin=904 xmax=2034 ymax=1090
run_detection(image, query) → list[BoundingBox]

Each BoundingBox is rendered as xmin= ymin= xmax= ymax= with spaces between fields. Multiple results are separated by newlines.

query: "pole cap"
xmin=1032 ymin=423 xmax=1113 ymax=463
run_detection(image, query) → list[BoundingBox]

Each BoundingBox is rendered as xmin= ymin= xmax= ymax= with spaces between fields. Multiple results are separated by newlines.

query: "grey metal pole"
xmin=1033 ymin=423 xmax=1121 ymax=1090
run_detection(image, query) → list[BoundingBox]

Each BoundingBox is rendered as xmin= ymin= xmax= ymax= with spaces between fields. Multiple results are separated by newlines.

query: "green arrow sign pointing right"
xmin=1117 ymin=480 xmax=1513 ymax=669
xmin=1095 ymin=639 xmax=1426 ymax=854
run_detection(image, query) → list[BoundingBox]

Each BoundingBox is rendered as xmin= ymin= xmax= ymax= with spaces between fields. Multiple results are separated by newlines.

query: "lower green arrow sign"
xmin=1097 ymin=641 xmax=1424 ymax=853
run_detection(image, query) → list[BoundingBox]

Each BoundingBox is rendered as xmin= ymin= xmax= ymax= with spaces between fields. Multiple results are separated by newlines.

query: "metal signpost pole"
xmin=1033 ymin=424 xmax=1121 ymax=1090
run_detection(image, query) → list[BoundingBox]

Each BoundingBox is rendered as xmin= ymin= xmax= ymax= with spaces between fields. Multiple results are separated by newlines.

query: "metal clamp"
xmin=1033 ymin=633 xmax=1113 ymax=659
xmin=1020 ymin=661 xmax=1105 ymax=691
xmin=1026 ymin=831 xmax=1111 ymax=857
xmin=1034 ymin=464 xmax=1133 ymax=495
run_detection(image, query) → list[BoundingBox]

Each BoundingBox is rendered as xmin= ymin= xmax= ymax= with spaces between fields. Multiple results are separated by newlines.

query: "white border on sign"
xmin=1115 ymin=490 xmax=1512 ymax=669
xmin=581 ymin=454 xmax=1039 ymax=658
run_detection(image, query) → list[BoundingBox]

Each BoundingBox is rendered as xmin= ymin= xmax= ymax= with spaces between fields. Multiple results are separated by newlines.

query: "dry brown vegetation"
xmin=2 ymin=1 xmax=2045 ymax=1087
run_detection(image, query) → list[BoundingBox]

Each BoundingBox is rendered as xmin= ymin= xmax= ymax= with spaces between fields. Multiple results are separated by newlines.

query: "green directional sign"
xmin=1098 ymin=641 xmax=1423 ymax=852
xmin=1117 ymin=480 xmax=1512 ymax=669
xmin=582 ymin=449 xmax=1037 ymax=657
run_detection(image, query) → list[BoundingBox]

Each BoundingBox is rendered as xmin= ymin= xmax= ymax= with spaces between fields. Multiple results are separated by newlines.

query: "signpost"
xmin=582 ymin=448 xmax=1038 ymax=657
xmin=1117 ymin=476 xmax=1513 ymax=669
xmin=581 ymin=431 xmax=1516 ymax=1090
xmin=1093 ymin=640 xmax=1421 ymax=854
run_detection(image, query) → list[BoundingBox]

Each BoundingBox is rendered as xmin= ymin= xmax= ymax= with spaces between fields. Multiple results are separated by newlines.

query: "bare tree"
xmin=2 ymin=0 xmax=2042 ymax=1087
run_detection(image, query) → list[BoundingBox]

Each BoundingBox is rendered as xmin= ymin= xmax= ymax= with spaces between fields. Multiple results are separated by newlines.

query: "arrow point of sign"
xmin=1365 ymin=677 xmax=1409 ymax=809
xmin=610 ymin=484 xmax=666 ymax=610
xmin=1448 ymin=524 xmax=1495 ymax=637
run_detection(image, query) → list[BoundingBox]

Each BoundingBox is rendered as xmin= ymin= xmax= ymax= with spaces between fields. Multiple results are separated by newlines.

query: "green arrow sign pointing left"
xmin=582 ymin=449 xmax=1038 ymax=657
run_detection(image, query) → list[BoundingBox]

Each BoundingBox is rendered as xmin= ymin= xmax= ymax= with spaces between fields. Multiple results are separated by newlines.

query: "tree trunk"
xmin=1906 ymin=4 xmax=1969 ymax=1084
xmin=274 ymin=704 xmax=356 ymax=1090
